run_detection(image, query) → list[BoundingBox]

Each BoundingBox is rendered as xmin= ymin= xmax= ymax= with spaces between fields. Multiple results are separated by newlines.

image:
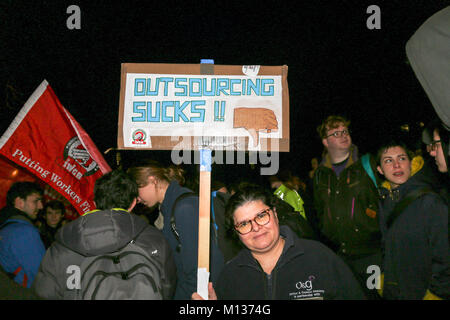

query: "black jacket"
xmin=378 ymin=160 xmax=449 ymax=299
xmin=33 ymin=209 xmax=177 ymax=299
xmin=215 ymin=226 xmax=366 ymax=300
xmin=313 ymin=146 xmax=382 ymax=256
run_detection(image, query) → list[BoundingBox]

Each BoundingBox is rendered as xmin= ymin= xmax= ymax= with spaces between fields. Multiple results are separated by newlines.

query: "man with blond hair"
xmin=313 ymin=115 xmax=382 ymax=299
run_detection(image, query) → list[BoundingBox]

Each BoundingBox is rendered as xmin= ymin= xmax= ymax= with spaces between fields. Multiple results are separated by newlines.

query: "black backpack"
xmin=170 ymin=191 xmax=241 ymax=262
xmin=70 ymin=226 xmax=164 ymax=300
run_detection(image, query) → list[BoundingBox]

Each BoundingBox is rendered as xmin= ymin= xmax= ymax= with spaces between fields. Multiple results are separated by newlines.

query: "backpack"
xmin=361 ymin=153 xmax=378 ymax=188
xmin=74 ymin=227 xmax=163 ymax=300
xmin=170 ymin=191 xmax=241 ymax=262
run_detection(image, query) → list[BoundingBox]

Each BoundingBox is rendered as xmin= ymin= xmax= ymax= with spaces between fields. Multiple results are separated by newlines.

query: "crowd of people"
xmin=0 ymin=111 xmax=448 ymax=300
xmin=0 ymin=6 xmax=449 ymax=301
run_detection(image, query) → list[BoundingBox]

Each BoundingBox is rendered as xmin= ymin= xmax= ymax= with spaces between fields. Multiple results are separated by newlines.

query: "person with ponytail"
xmin=127 ymin=160 xmax=225 ymax=300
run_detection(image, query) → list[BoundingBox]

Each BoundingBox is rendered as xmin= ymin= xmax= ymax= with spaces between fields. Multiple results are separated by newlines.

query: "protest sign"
xmin=118 ymin=63 xmax=289 ymax=152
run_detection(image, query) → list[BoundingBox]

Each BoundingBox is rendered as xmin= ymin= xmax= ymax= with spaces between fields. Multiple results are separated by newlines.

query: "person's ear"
xmin=127 ymin=198 xmax=137 ymax=212
xmin=147 ymin=176 xmax=157 ymax=185
xmin=272 ymin=207 xmax=279 ymax=221
xmin=377 ymin=165 xmax=384 ymax=176
xmin=14 ymin=197 xmax=25 ymax=210
xmin=322 ymin=138 xmax=328 ymax=148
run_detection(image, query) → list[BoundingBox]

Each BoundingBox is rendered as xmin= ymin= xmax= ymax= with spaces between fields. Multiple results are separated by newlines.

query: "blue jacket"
xmin=160 ymin=181 xmax=225 ymax=300
xmin=0 ymin=207 xmax=45 ymax=288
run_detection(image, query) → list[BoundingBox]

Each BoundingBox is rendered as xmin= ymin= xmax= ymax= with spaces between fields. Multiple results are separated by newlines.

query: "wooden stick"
xmin=198 ymin=168 xmax=211 ymax=271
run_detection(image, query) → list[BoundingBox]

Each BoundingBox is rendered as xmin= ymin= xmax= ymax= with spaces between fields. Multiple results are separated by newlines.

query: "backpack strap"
xmin=361 ymin=153 xmax=378 ymax=188
xmin=210 ymin=191 xmax=221 ymax=247
xmin=386 ymin=187 xmax=434 ymax=229
xmin=170 ymin=192 xmax=197 ymax=252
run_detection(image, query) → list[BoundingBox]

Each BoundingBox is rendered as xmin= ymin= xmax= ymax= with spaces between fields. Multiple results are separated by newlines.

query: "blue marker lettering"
xmin=202 ymin=78 xmax=216 ymax=96
xmin=190 ymin=100 xmax=205 ymax=122
xmin=229 ymin=79 xmax=241 ymax=96
xmin=189 ymin=78 xmax=202 ymax=97
xmin=174 ymin=101 xmax=190 ymax=122
xmin=147 ymin=102 xmax=160 ymax=122
xmin=216 ymin=79 xmax=230 ymax=96
xmin=175 ymin=78 xmax=187 ymax=96
xmin=134 ymin=79 xmax=146 ymax=96
xmin=247 ymin=79 xmax=260 ymax=96
xmin=261 ymin=79 xmax=274 ymax=96
xmin=161 ymin=101 xmax=173 ymax=122
xmin=146 ymin=78 xmax=159 ymax=96
xmin=159 ymin=77 xmax=174 ymax=96
xmin=132 ymin=101 xmax=146 ymax=121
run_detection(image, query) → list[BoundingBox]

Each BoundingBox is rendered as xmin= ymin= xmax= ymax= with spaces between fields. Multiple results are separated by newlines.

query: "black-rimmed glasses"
xmin=326 ymin=129 xmax=350 ymax=138
xmin=426 ymin=140 xmax=441 ymax=152
xmin=234 ymin=208 xmax=271 ymax=235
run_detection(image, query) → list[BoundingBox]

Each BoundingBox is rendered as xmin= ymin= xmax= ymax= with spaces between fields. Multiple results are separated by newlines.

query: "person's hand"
xmin=233 ymin=107 xmax=278 ymax=147
xmin=191 ymin=282 xmax=218 ymax=300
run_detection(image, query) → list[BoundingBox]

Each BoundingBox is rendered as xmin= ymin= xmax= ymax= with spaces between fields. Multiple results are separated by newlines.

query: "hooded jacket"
xmin=33 ymin=209 xmax=176 ymax=299
xmin=378 ymin=157 xmax=449 ymax=299
xmin=407 ymin=6 xmax=450 ymax=179
xmin=0 ymin=206 xmax=45 ymax=288
xmin=313 ymin=145 xmax=382 ymax=256
xmin=406 ymin=6 xmax=450 ymax=130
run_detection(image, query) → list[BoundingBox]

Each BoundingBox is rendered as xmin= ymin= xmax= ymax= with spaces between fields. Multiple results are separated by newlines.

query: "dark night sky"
xmin=1 ymin=0 xmax=448 ymax=185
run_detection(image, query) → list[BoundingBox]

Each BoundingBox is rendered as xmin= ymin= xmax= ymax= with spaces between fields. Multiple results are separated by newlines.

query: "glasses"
xmin=234 ymin=208 xmax=272 ymax=235
xmin=326 ymin=129 xmax=350 ymax=138
xmin=426 ymin=140 xmax=441 ymax=152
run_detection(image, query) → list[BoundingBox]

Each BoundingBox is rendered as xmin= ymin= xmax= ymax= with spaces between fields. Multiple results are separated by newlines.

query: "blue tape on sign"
xmin=200 ymin=149 xmax=212 ymax=172
xmin=200 ymin=59 xmax=214 ymax=64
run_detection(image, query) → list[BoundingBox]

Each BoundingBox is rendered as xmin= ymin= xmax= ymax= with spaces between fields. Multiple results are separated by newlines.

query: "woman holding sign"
xmin=127 ymin=160 xmax=226 ymax=300
xmin=192 ymin=184 xmax=366 ymax=300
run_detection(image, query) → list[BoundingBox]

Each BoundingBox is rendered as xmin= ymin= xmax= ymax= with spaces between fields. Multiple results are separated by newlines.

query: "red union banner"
xmin=0 ymin=80 xmax=111 ymax=215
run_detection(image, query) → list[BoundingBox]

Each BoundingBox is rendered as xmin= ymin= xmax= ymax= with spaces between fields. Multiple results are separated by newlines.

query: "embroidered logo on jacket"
xmin=289 ymin=275 xmax=324 ymax=300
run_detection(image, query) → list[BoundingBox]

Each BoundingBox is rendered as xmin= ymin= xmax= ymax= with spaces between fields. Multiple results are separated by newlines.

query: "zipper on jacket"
xmin=271 ymin=270 xmax=277 ymax=299
xmin=266 ymin=273 xmax=272 ymax=299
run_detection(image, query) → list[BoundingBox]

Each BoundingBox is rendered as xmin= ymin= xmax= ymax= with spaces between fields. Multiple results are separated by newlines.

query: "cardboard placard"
xmin=117 ymin=63 xmax=289 ymax=152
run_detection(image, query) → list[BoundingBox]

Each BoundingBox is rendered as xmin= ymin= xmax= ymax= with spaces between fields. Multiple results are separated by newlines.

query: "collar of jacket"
xmin=236 ymin=226 xmax=305 ymax=271
xmin=82 ymin=208 xmax=128 ymax=216
xmin=160 ymin=180 xmax=196 ymax=216
xmin=381 ymin=155 xmax=424 ymax=191
xmin=0 ymin=206 xmax=33 ymax=226
xmin=321 ymin=144 xmax=359 ymax=169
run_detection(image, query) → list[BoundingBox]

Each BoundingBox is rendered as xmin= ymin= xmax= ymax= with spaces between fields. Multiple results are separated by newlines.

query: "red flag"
xmin=0 ymin=80 xmax=111 ymax=215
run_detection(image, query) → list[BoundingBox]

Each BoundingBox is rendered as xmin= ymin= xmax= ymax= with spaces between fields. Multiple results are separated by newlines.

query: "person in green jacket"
xmin=269 ymin=172 xmax=306 ymax=219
